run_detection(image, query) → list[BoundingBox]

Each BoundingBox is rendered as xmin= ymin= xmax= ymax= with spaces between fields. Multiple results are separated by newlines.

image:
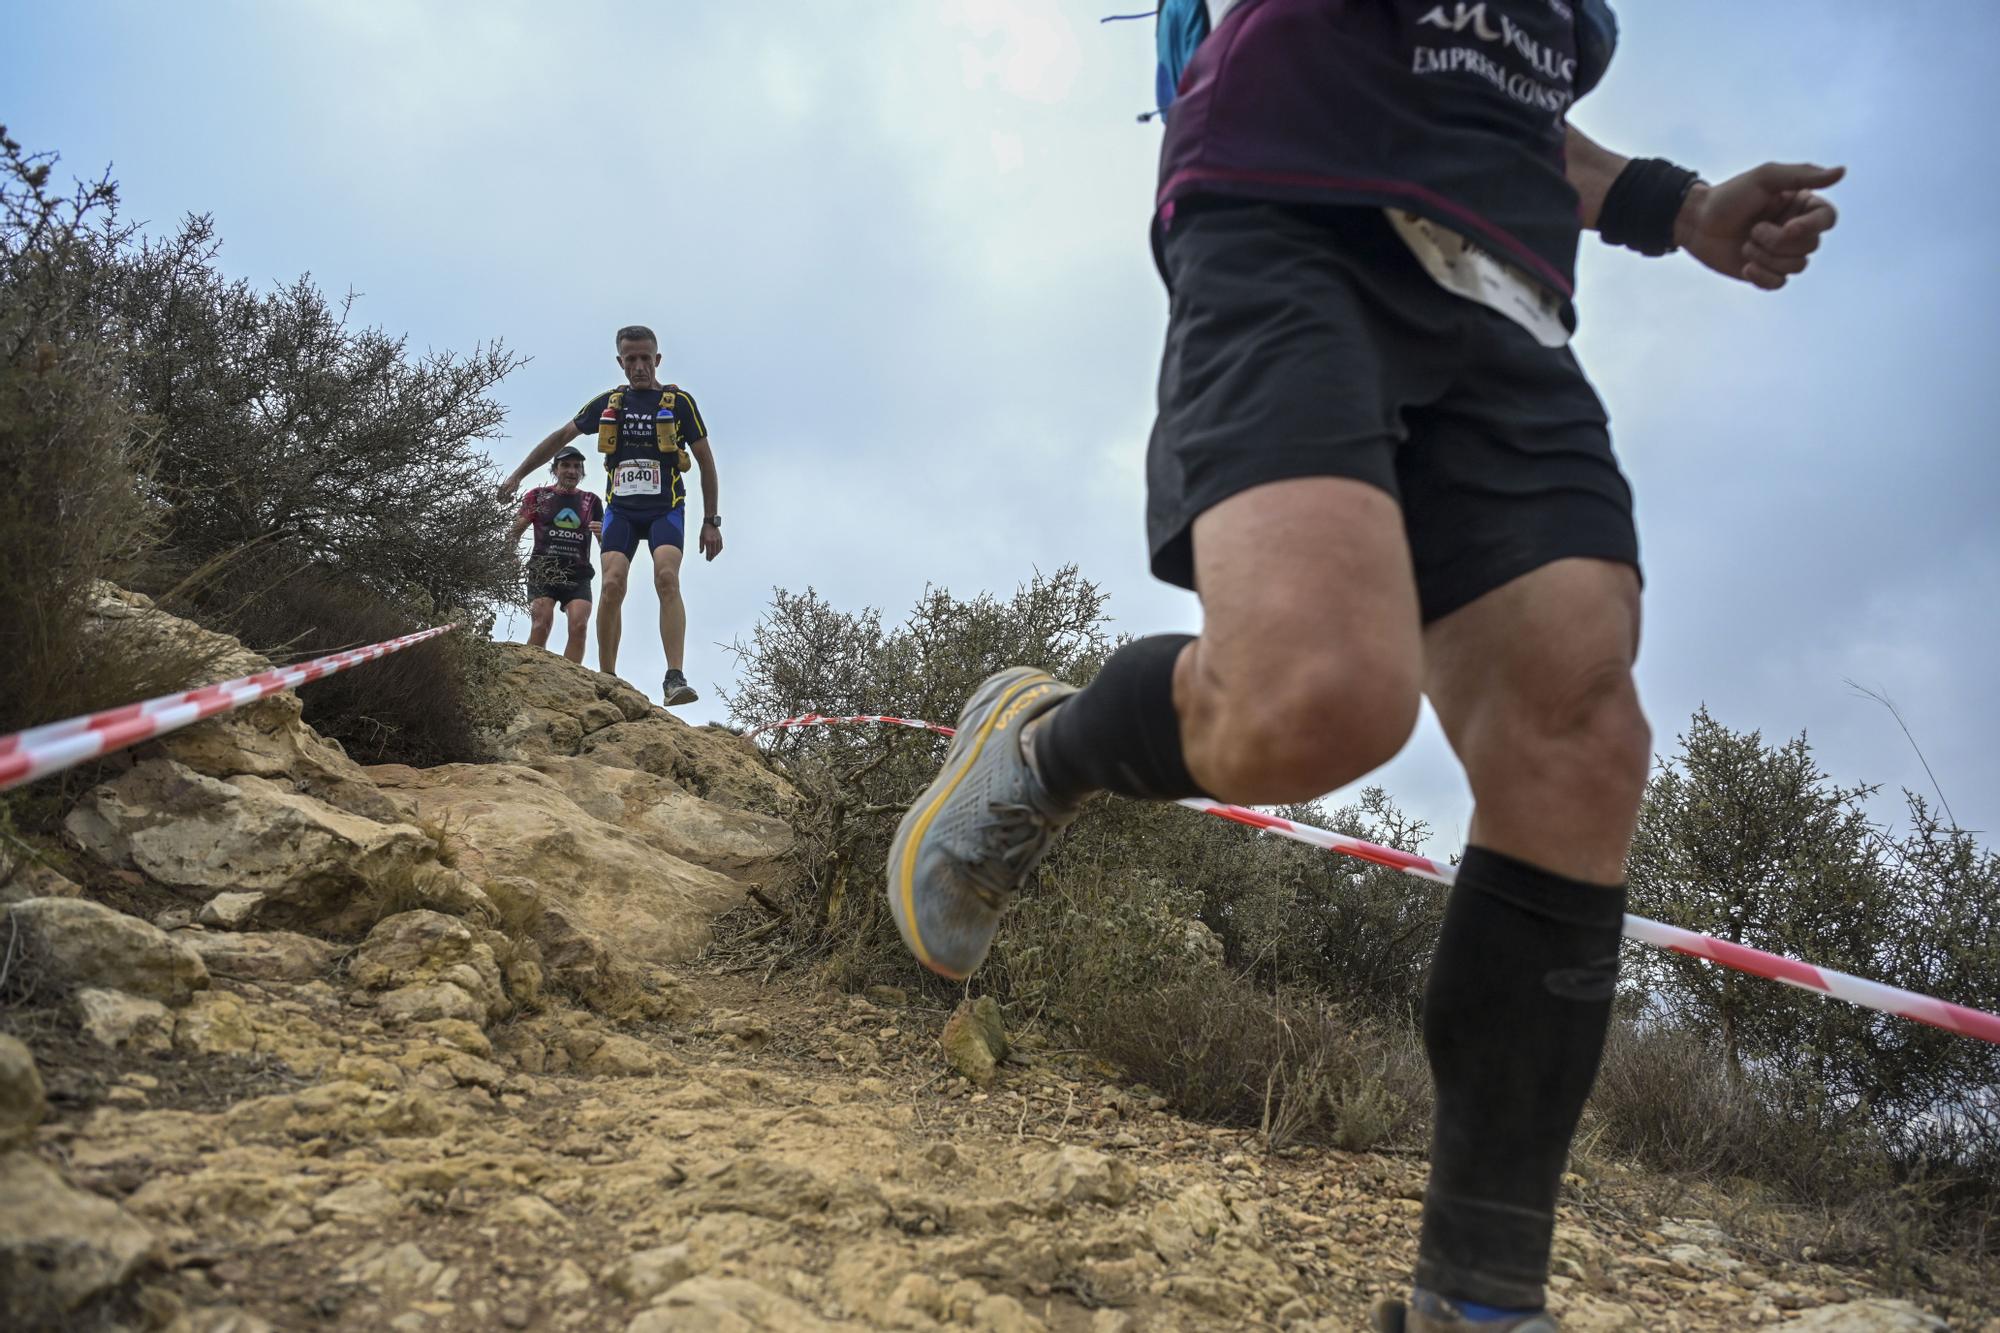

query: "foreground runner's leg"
xmin=1377 ymin=557 xmax=1646 ymax=1327
xmin=888 ymin=475 xmax=1424 ymax=980
xmin=597 ymin=551 xmax=632 ymax=676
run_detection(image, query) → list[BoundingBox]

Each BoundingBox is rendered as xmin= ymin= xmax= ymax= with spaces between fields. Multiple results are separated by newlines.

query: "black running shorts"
xmin=528 ymin=573 xmax=593 ymax=609
xmin=1146 ymin=201 xmax=1640 ymax=623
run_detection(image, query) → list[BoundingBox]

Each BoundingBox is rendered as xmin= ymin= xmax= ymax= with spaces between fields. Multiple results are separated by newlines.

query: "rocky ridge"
xmin=0 ymin=592 xmax=1985 ymax=1331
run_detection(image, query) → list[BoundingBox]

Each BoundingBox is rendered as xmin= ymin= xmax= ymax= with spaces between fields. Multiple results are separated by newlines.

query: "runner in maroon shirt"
xmin=508 ymin=446 xmax=603 ymax=664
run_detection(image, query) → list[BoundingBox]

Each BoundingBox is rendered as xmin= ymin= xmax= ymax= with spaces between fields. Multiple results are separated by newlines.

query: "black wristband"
xmin=1597 ymin=157 xmax=1701 ymax=257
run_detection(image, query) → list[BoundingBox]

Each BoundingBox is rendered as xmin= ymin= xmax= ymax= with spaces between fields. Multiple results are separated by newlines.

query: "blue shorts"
xmin=601 ymin=506 xmax=685 ymax=558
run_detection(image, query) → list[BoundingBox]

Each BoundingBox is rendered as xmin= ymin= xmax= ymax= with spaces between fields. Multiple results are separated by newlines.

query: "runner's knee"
xmin=1191 ymin=649 xmax=1420 ymax=797
xmin=1476 ymin=659 xmax=1651 ymax=809
xmin=653 ymin=566 xmax=681 ymax=600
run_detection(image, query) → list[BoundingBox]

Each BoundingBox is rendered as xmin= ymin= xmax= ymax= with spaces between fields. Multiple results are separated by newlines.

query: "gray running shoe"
xmin=886 ymin=667 xmax=1078 ymax=979
xmin=1371 ymin=1291 xmax=1558 ymax=1332
xmin=662 ymin=669 xmax=699 ymax=707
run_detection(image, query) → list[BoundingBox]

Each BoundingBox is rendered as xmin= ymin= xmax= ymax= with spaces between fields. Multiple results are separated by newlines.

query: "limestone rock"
xmin=1024 ymin=1146 xmax=1137 ymax=1212
xmin=197 ymin=891 xmax=267 ymax=929
xmin=0 ymin=844 xmax=81 ymax=906
xmin=80 ymin=586 xmax=401 ymax=824
xmin=562 ymin=1027 xmax=671 ymax=1077
xmin=531 ymin=755 xmax=794 ymax=879
xmin=580 ymin=716 xmax=798 ymax=819
xmin=173 ymin=927 xmax=338 ymax=982
xmin=4 ymin=897 xmax=209 ymax=1004
xmin=486 ymin=643 xmax=655 ymax=761
xmin=223 ymin=1081 xmax=449 ymax=1143
xmin=1788 ymin=1300 xmax=1947 ymax=1331
xmin=628 ymin=1276 xmax=836 ymax=1332
xmin=313 ymin=1177 xmax=403 ymax=1224
xmin=941 ymin=996 xmax=1008 ymax=1088
xmin=365 ymin=763 xmax=751 ymax=967
xmin=74 ymin=987 xmax=174 ymax=1052
xmin=607 ymin=1243 xmax=700 ymax=1302
xmin=0 ymin=1151 xmax=162 ymax=1326
xmin=63 ymin=758 xmax=432 ymax=932
xmin=172 ymin=990 xmax=260 ymax=1056
xmin=349 ymin=910 xmax=507 ymax=1023
xmin=0 ymin=1036 xmax=43 ymax=1149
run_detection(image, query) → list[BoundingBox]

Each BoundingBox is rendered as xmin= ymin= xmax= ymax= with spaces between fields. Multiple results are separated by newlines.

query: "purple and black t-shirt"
xmin=1157 ymin=0 xmax=1614 ymax=302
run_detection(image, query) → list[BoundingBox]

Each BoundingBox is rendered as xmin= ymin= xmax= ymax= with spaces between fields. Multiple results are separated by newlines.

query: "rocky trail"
xmin=0 ymin=591 xmax=1986 ymax=1331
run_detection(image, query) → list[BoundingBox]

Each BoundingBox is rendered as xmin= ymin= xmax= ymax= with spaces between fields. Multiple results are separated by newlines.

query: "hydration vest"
xmin=597 ymin=386 xmax=693 ymax=475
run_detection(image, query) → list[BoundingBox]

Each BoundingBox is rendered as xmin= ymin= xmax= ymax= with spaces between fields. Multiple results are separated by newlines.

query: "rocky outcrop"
xmin=64 ymin=759 xmax=435 ymax=933
xmin=348 ymin=910 xmax=509 ymax=1025
xmin=4 ymin=897 xmax=209 ymax=1004
xmin=0 ymin=1152 xmax=161 ymax=1327
xmin=367 ymin=762 xmax=762 ymax=966
xmin=86 ymin=584 xmax=400 ymax=822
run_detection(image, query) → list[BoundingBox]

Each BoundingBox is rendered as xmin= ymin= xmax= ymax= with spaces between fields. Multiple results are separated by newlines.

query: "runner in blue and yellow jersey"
xmin=889 ymin=4 xmax=1844 ymax=1329
xmin=498 ymin=326 xmax=723 ymax=706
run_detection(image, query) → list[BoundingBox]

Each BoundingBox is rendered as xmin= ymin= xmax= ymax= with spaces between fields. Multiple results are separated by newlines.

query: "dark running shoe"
xmin=886 ymin=667 xmax=1079 ymax=979
xmin=662 ymin=669 xmax=699 ymax=707
xmin=1371 ymin=1291 xmax=1559 ymax=1332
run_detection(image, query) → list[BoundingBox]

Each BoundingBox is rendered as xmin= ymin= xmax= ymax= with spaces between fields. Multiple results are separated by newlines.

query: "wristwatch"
xmin=703 ymin=515 xmax=721 ymax=529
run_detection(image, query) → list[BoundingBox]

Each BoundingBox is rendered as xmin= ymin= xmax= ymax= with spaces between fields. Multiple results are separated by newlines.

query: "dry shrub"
xmin=0 ymin=132 xmax=224 ymax=760
xmin=224 ymin=574 xmax=509 ymax=767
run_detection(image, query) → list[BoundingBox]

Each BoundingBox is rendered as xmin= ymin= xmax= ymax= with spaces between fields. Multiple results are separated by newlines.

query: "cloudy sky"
xmin=8 ymin=1 xmax=1997 ymax=853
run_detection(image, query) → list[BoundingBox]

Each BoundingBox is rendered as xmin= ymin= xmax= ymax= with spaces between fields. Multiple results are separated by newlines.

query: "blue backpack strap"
xmin=1155 ymin=0 xmax=1211 ymax=115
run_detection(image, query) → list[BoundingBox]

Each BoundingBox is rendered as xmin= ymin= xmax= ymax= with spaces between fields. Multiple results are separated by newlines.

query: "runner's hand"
xmin=700 ymin=524 xmax=723 ymax=562
xmin=589 ymin=520 xmax=602 ymax=536
xmin=1678 ymin=162 xmax=1844 ymax=291
xmin=496 ymin=477 xmax=520 ymax=503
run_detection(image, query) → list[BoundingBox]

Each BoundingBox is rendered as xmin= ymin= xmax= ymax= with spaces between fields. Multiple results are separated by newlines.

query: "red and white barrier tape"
xmin=753 ymin=712 xmax=2000 ymax=1047
xmin=0 ymin=624 xmax=458 ymax=793
xmin=748 ymin=711 xmax=955 ymax=739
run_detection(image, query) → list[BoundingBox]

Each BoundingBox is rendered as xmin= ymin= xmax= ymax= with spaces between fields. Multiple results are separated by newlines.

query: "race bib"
xmin=1386 ymin=209 xmax=1572 ymax=348
xmin=614 ymin=459 xmax=662 ymax=497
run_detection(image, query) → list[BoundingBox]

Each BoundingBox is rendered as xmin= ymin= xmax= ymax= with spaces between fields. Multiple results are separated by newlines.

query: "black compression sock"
xmin=1032 ymin=634 xmax=1208 ymax=803
xmin=1416 ymin=846 xmax=1626 ymax=1311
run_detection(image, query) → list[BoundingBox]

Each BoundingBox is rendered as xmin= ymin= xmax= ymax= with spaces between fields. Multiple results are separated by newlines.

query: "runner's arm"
xmin=508 ymin=513 xmax=533 ymax=547
xmin=689 ymin=436 xmax=723 ymax=561
xmin=1565 ymin=125 xmax=1843 ymax=291
xmin=496 ymin=422 xmax=583 ymax=501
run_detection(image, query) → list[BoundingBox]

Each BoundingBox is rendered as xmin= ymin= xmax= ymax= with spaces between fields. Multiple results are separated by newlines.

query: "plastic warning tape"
xmin=747 ymin=711 xmax=955 ymax=739
xmin=754 ymin=713 xmax=2000 ymax=1046
xmin=0 ymin=623 xmax=458 ymax=793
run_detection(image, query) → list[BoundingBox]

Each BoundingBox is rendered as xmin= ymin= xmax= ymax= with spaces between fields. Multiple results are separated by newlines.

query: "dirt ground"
xmin=9 ymin=960 xmax=1992 ymax=1333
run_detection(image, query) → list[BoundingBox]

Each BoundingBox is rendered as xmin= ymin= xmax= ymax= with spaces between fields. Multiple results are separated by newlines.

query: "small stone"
xmin=864 ymin=984 xmax=907 ymax=1007
xmin=606 ymin=1243 xmax=697 ymax=1302
xmin=73 ymin=987 xmax=174 ymax=1052
xmin=197 ymin=891 xmax=267 ymax=929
